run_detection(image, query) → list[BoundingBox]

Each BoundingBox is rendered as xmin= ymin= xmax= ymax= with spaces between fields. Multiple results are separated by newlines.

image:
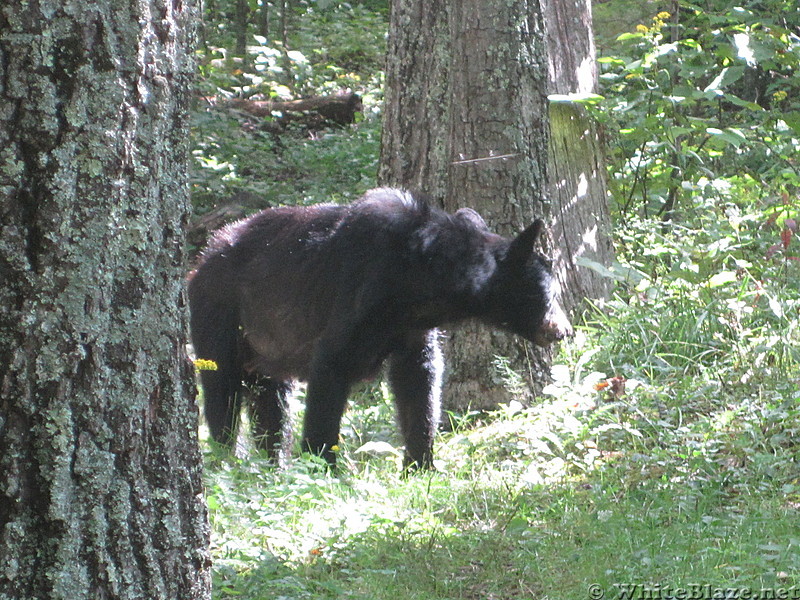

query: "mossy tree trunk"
xmin=0 ymin=1 xmax=211 ymax=599
xmin=380 ymin=0 xmax=612 ymax=412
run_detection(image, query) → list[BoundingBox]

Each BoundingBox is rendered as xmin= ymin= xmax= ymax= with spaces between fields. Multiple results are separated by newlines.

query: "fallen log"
xmin=226 ymin=92 xmax=363 ymax=125
xmin=187 ymin=191 xmax=265 ymax=254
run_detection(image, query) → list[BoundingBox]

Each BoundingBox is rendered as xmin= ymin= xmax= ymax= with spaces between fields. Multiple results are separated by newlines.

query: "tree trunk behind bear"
xmin=440 ymin=1 xmax=553 ymax=410
xmin=380 ymin=0 xmax=612 ymax=412
xmin=0 ymin=1 xmax=211 ymax=599
xmin=380 ymin=0 xmax=552 ymax=411
xmin=548 ymin=101 xmax=614 ymax=316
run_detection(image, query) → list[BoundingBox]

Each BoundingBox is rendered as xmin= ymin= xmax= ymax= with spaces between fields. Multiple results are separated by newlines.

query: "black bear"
xmin=188 ymin=187 xmax=572 ymax=468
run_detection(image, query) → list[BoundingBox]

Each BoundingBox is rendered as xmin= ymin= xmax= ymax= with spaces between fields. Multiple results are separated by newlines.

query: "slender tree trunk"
xmin=545 ymin=0 xmax=614 ymax=312
xmin=235 ymin=0 xmax=250 ymax=57
xmin=0 ymin=1 xmax=211 ymax=599
xmin=380 ymin=0 xmax=552 ymax=411
xmin=280 ymin=0 xmax=291 ymax=48
xmin=259 ymin=0 xmax=271 ymax=39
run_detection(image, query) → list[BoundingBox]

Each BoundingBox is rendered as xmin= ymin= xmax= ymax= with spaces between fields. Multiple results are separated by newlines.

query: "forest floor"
xmin=204 ymin=342 xmax=800 ymax=599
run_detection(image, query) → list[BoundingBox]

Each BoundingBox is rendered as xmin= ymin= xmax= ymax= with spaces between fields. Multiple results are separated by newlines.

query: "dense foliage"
xmin=597 ymin=3 xmax=800 ymax=216
xmin=192 ymin=1 xmax=799 ymax=598
xmin=589 ymin=0 xmax=799 ymax=388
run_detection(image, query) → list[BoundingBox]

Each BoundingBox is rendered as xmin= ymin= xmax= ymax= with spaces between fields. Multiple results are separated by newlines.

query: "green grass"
xmin=204 ymin=353 xmax=800 ymax=599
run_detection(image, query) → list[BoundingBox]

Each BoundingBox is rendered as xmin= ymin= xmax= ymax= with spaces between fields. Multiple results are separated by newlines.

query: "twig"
xmin=451 ymin=153 xmax=519 ymax=165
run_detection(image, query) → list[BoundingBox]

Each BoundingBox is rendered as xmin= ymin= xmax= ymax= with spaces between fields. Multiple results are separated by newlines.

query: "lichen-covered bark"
xmin=379 ymin=0 xmax=451 ymax=199
xmin=548 ymin=102 xmax=614 ymax=313
xmin=442 ymin=1 xmax=553 ymax=410
xmin=0 ymin=1 xmax=210 ymax=599
xmin=380 ymin=0 xmax=553 ymax=411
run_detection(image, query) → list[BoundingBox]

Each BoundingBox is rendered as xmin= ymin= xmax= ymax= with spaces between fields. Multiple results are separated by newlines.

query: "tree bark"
xmin=545 ymin=0 xmax=614 ymax=312
xmin=0 ymin=1 xmax=211 ymax=599
xmin=379 ymin=1 xmax=451 ymax=200
xmin=545 ymin=0 xmax=597 ymax=95
xmin=548 ymin=101 xmax=614 ymax=312
xmin=259 ymin=0 xmax=271 ymax=39
xmin=235 ymin=0 xmax=250 ymax=56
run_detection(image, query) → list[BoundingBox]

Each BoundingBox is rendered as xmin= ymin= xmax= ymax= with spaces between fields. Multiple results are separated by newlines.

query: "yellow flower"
xmin=193 ymin=358 xmax=218 ymax=371
xmin=636 ymin=24 xmax=649 ymax=33
xmin=330 ymin=445 xmax=340 ymax=453
xmin=657 ymin=11 xmax=671 ymax=19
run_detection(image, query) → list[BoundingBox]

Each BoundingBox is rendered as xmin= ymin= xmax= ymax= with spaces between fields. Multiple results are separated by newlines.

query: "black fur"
xmin=188 ymin=188 xmax=571 ymax=468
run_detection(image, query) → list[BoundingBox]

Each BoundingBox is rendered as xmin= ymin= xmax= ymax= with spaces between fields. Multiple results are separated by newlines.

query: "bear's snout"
xmin=533 ymin=304 xmax=573 ymax=346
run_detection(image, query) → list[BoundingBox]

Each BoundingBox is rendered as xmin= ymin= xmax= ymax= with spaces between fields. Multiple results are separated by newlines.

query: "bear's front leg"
xmin=388 ymin=329 xmax=443 ymax=470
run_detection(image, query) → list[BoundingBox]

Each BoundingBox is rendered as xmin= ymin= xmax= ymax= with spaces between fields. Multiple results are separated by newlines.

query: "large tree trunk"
xmin=380 ymin=0 xmax=554 ymax=411
xmin=380 ymin=0 xmax=613 ymax=412
xmin=0 ymin=2 xmax=211 ymax=599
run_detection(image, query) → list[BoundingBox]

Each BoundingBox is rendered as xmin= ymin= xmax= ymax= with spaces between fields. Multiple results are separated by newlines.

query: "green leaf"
xmin=782 ymin=112 xmax=800 ymax=135
xmin=703 ymin=66 xmax=745 ymax=93
xmin=706 ymin=127 xmax=747 ymax=148
xmin=708 ymin=271 xmax=737 ymax=287
xmin=680 ymin=38 xmax=702 ymax=50
xmin=617 ymin=32 xmax=646 ymax=42
xmin=597 ymin=56 xmax=626 ymax=66
xmin=577 ymin=257 xmax=647 ymax=285
xmin=624 ymin=59 xmax=643 ymax=71
xmin=726 ymin=95 xmax=765 ymax=111
xmin=576 ymin=257 xmax=616 ymax=279
xmin=768 ymin=296 xmax=784 ymax=318
xmin=549 ymin=93 xmax=605 ymax=105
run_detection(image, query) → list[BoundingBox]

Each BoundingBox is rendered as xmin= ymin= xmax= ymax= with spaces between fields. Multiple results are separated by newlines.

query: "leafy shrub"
xmin=593 ymin=1 xmax=800 ymax=220
xmin=585 ymin=179 xmax=798 ymax=385
xmin=585 ymin=1 xmax=800 ymax=391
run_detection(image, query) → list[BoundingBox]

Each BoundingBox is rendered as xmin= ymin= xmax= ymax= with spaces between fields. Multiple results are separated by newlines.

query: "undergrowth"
xmin=205 ymin=347 xmax=800 ymax=599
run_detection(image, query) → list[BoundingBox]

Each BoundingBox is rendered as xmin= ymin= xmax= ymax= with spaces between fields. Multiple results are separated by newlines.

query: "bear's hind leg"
xmin=245 ymin=373 xmax=293 ymax=461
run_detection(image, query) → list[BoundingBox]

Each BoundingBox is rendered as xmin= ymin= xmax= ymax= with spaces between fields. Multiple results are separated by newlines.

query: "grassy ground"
xmin=204 ymin=337 xmax=800 ymax=599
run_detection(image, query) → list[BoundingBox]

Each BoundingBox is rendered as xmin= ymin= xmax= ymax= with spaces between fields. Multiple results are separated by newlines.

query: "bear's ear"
xmin=505 ymin=219 xmax=545 ymax=265
xmin=455 ymin=207 xmax=489 ymax=231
